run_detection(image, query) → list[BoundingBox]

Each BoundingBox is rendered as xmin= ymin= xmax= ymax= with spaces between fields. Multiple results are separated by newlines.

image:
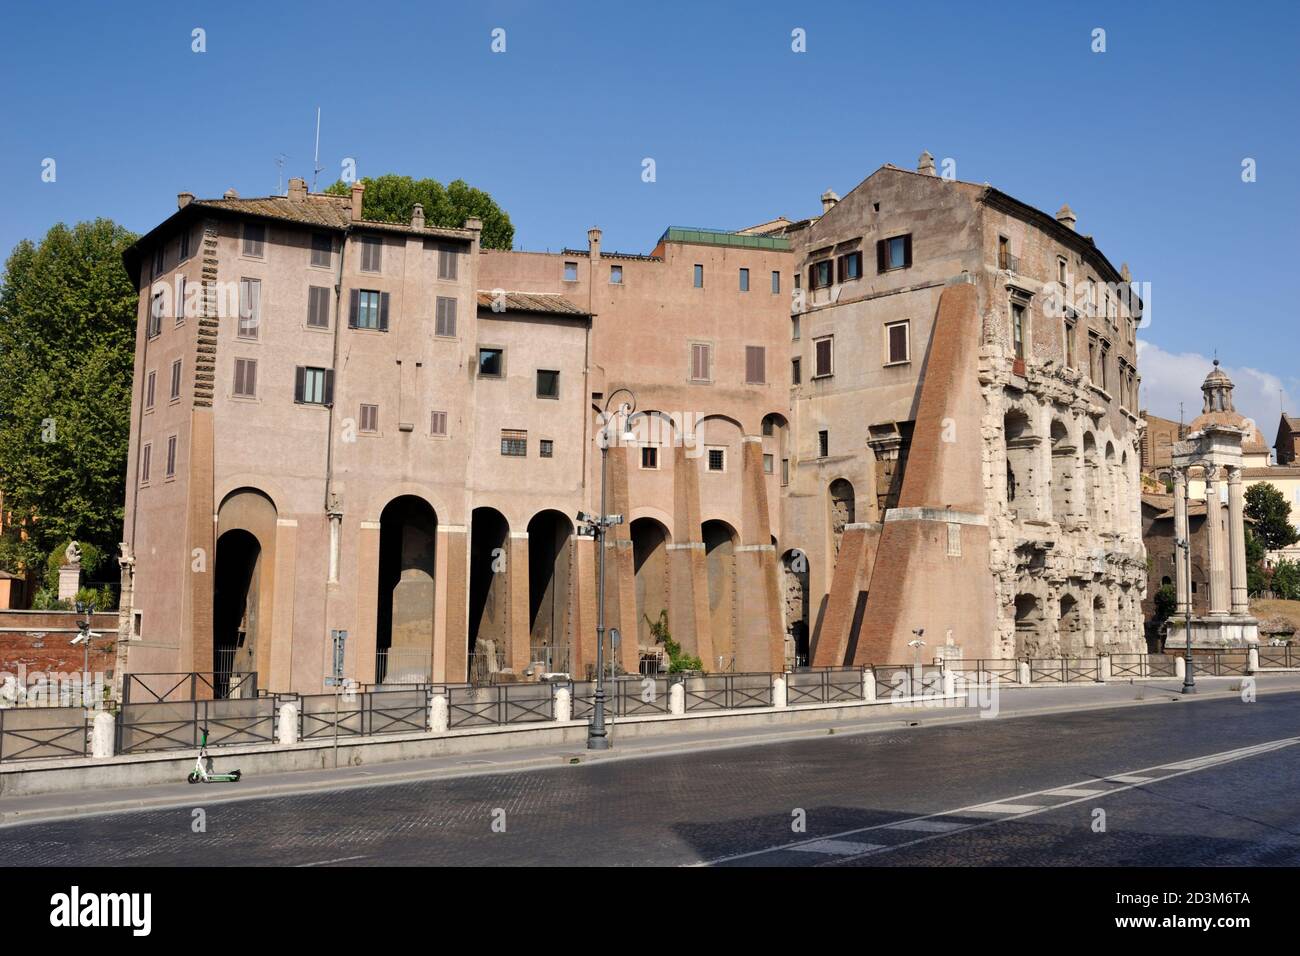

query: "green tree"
xmin=1273 ymin=559 xmax=1300 ymax=601
xmin=325 ymin=174 xmax=514 ymax=250
xmin=1246 ymin=528 xmax=1268 ymax=594
xmin=0 ymin=219 xmax=138 ymax=576
xmin=1153 ymin=583 xmax=1177 ymax=623
xmin=1244 ymin=482 xmax=1300 ymax=552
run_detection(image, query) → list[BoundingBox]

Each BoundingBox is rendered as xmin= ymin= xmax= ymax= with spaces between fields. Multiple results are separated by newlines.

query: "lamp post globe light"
xmin=579 ymin=388 xmax=638 ymax=750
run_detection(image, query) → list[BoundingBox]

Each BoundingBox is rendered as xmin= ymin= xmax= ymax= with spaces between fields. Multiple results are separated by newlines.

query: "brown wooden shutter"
xmin=246 ymin=359 xmax=257 ymax=397
xmin=348 ymin=289 xmax=359 ymax=328
xmin=379 ymin=292 xmax=390 ymax=331
xmin=876 ymin=240 xmax=887 ymax=273
xmin=234 ymin=360 xmax=245 ymax=396
xmin=902 ymin=235 xmax=913 ymax=268
xmin=294 ymin=366 xmax=305 ymax=403
xmin=323 ymin=369 xmax=335 ymax=405
xmin=746 ymin=345 xmax=766 ymax=384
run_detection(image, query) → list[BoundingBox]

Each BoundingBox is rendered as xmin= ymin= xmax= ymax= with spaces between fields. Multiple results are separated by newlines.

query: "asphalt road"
xmin=5 ymin=690 xmax=1300 ymax=866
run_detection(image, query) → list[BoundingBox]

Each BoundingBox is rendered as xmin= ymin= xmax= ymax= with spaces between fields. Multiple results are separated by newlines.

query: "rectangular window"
xmin=1011 ymin=303 xmax=1026 ymax=360
xmin=771 ymin=271 xmax=780 ymax=294
xmin=180 ymin=228 xmax=191 ymax=262
xmin=479 ymin=347 xmax=504 ymax=377
xmin=540 ymin=439 xmax=554 ymax=458
xmin=838 ymin=250 xmax=863 ymax=282
xmin=564 ymin=261 xmax=578 ymax=282
xmin=359 ymin=403 xmax=378 ymax=433
xmin=1064 ymin=318 xmax=1077 ymax=368
xmin=233 ymin=358 xmax=257 ymax=398
xmin=693 ymin=264 xmax=704 ymax=288
xmin=885 ymin=320 xmax=910 ymax=365
xmin=166 ymin=435 xmax=177 ymax=478
xmin=818 ymin=430 xmax=829 ymax=458
xmin=175 ymin=276 xmax=186 ymax=324
xmin=140 ymin=443 xmax=151 ymax=484
xmin=781 ymin=458 xmax=790 ymax=486
xmin=170 ymin=359 xmax=182 ymax=400
xmin=307 ymin=285 xmax=331 ymax=328
xmin=792 ymin=315 xmax=801 ymax=340
xmin=148 ymin=291 xmax=163 ymax=338
xmin=153 ymin=246 xmax=165 ymax=277
xmin=501 ymin=429 xmax=527 ymax=457
xmin=690 ymin=342 xmax=712 ymax=382
xmin=438 ymin=248 xmax=458 ymax=280
xmin=294 ymin=366 xmax=333 ymax=405
xmin=763 ymin=453 xmax=774 ymax=474
xmin=311 ymin=232 xmax=332 ymax=268
xmin=435 ymin=296 xmax=457 ymax=337
xmin=1057 ymin=257 xmax=1068 ymax=286
xmin=145 ymin=370 xmax=156 ymax=410
xmin=536 ymin=369 xmax=560 ymax=399
xmin=1100 ymin=341 xmax=1110 ymax=391
xmin=810 ymin=259 xmax=833 ymax=289
xmin=238 ymin=277 xmax=261 ymax=338
xmin=349 ymin=289 xmax=388 ymax=331
xmin=792 ymin=357 xmax=801 ymax=385
xmin=877 ymin=234 xmax=912 ymax=272
xmin=430 ymin=410 xmax=448 ymax=437
xmin=242 ymin=223 xmax=265 ymax=258
xmin=739 ymin=268 xmax=750 ymax=292
xmin=610 ymin=264 xmax=623 ymax=284
xmin=814 ymin=336 xmax=833 ymax=378
xmin=360 ymin=236 xmax=382 ymax=273
xmin=997 ymin=235 xmax=1010 ymax=271
xmin=707 ymin=448 xmax=725 ymax=472
xmin=745 ymin=345 xmax=766 ymax=384
xmin=641 ymin=446 xmax=659 ymax=470
xmin=1088 ymin=334 xmax=1099 ymax=384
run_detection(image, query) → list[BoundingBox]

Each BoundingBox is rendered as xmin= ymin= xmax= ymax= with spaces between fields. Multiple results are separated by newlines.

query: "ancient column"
xmin=1173 ymin=470 xmax=1190 ymax=615
xmin=1205 ymin=467 xmax=1229 ymax=615
xmin=1227 ymin=466 xmax=1249 ymax=615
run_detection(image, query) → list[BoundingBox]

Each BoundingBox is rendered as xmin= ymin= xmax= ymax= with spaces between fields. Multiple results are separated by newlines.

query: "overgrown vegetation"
xmin=325 ymin=174 xmax=514 ymax=250
xmin=645 ymin=609 xmax=704 ymax=673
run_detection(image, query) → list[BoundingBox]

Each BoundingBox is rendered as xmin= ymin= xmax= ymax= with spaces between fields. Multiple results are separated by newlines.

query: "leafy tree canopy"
xmin=0 ymin=219 xmax=138 ymax=575
xmin=1244 ymin=482 xmax=1300 ymax=552
xmin=325 ymin=174 xmax=514 ymax=250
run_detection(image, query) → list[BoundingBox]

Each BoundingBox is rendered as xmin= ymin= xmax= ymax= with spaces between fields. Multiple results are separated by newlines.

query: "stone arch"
xmin=468 ymin=506 xmax=511 ymax=683
xmin=1083 ymin=432 xmax=1100 ymax=528
xmin=1014 ymin=592 xmax=1044 ymax=658
xmin=702 ymin=519 xmax=738 ymax=670
xmin=214 ymin=487 xmax=277 ymax=694
xmin=781 ymin=548 xmax=811 ymax=666
xmin=1090 ymin=592 xmax=1109 ymax=651
xmin=376 ymin=495 xmax=438 ymax=683
xmin=630 ymin=517 xmax=672 ymax=657
xmin=1004 ymin=407 xmax=1039 ymax=521
xmin=1050 ymin=418 xmax=1075 ymax=525
xmin=1059 ymin=592 xmax=1083 ymax=656
xmin=1103 ymin=441 xmax=1117 ymax=533
xmin=761 ymin=412 xmax=789 ymax=483
xmin=526 ymin=509 xmax=573 ymax=672
xmin=829 ymin=478 xmax=855 ymax=559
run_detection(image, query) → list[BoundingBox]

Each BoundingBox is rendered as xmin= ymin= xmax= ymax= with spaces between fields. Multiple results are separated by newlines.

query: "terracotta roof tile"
xmin=475 ymin=291 xmax=589 ymax=317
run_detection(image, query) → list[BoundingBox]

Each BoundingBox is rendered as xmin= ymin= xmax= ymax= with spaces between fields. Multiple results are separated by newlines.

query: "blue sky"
xmin=2 ymin=0 xmax=1296 ymax=435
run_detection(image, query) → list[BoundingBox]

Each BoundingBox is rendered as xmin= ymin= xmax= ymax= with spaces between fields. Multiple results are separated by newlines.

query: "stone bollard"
xmin=942 ymin=670 xmax=956 ymax=697
xmin=91 ymin=711 xmax=115 ymax=758
xmin=669 ymin=682 xmax=685 ymax=715
xmin=429 ymin=693 xmax=449 ymax=733
xmin=863 ymin=668 xmax=876 ymax=702
xmin=772 ymin=676 xmax=787 ymax=709
xmin=277 ymin=702 xmax=299 ymax=746
xmin=1017 ymin=660 xmax=1031 ymax=684
xmin=1099 ymin=655 xmax=1112 ymax=682
xmin=554 ymin=685 xmax=572 ymax=722
xmin=1175 ymin=656 xmax=1186 ymax=679
xmin=1248 ymin=646 xmax=1260 ymax=674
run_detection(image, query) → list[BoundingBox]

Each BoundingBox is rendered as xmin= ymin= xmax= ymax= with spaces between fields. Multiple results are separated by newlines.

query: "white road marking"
xmin=970 ymin=803 xmax=1042 ymax=814
xmin=295 ymin=855 xmax=368 ymax=867
xmin=788 ymin=839 xmax=886 ymax=856
xmin=1046 ymin=787 xmax=1105 ymax=797
xmin=696 ymin=735 xmax=1300 ymax=866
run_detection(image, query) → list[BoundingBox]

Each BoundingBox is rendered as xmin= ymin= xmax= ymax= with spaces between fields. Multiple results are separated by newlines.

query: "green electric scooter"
xmin=186 ymin=725 xmax=242 ymax=784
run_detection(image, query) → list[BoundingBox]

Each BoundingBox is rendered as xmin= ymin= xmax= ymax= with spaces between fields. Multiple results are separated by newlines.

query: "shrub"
xmin=645 ymin=609 xmax=704 ymax=673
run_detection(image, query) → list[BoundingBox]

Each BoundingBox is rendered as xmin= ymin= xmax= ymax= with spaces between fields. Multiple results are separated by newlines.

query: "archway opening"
xmin=703 ymin=519 xmax=738 ymax=670
xmin=781 ymin=549 xmax=810 ymax=667
xmin=1059 ymin=592 xmax=1081 ymax=656
xmin=527 ymin=510 xmax=573 ymax=673
xmin=1005 ymin=409 xmax=1037 ymax=521
xmin=630 ymin=517 xmax=671 ymax=664
xmin=1014 ymin=592 xmax=1043 ymax=658
xmin=829 ymin=478 xmax=855 ymax=560
xmin=214 ymin=528 xmax=261 ymax=696
xmin=376 ymin=496 xmax=437 ymax=683
xmin=1050 ymin=419 xmax=1074 ymax=525
xmin=469 ymin=507 xmax=510 ymax=684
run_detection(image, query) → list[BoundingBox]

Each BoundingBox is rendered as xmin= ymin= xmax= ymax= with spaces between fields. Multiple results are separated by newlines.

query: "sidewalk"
xmin=3 ymin=674 xmax=1295 ymax=827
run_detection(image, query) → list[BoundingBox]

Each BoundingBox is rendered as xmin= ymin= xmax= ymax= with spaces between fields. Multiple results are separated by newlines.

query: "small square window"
xmin=564 ymin=261 xmax=578 ymax=282
xmin=536 ymin=369 xmax=560 ymax=399
xmin=501 ymin=429 xmax=527 ymax=456
xmin=693 ymin=264 xmax=704 ymax=288
xmin=641 ymin=447 xmax=659 ymax=470
xmin=540 ymin=439 xmax=554 ymax=458
xmin=739 ymin=268 xmax=749 ymax=292
xmin=479 ymin=348 xmax=504 ymax=378
xmin=610 ymin=264 xmax=623 ymax=284
xmin=311 ymin=232 xmax=332 ymax=268
xmin=359 ymin=403 xmax=379 ymax=433
xmin=242 ymin=223 xmax=266 ymax=258
xmin=707 ymin=448 xmax=725 ymax=472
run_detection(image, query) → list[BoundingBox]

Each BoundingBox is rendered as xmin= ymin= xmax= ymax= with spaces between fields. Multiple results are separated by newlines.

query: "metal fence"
xmin=1257 ymin=646 xmax=1298 ymax=668
xmin=374 ymin=648 xmax=433 ymax=685
xmin=447 ymin=683 xmax=554 ymax=728
xmin=570 ymin=676 xmax=674 ymax=719
xmin=786 ymin=667 xmax=865 ymax=706
xmin=1194 ymin=651 xmax=1250 ymax=676
xmin=117 ymin=696 xmax=276 ymax=754
xmin=122 ymin=671 xmax=257 ymax=704
xmin=873 ymin=664 xmax=944 ymax=699
xmin=679 ymin=673 xmax=774 ymax=711
xmin=943 ymin=660 xmax=1018 ymax=689
xmin=299 ymin=688 xmax=431 ymax=740
xmin=0 ymin=706 xmax=89 ymax=763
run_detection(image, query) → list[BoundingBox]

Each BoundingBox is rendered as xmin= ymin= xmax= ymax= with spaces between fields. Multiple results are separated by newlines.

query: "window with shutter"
xmin=141 ymin=444 xmax=151 ymax=484
xmin=536 ymin=369 xmax=560 ymax=399
xmin=792 ymin=357 xmax=801 ymax=385
xmin=311 ymin=232 xmax=332 ymax=268
xmin=353 ymin=290 xmax=382 ymax=330
xmin=435 ymin=297 xmax=457 ymax=336
xmin=145 ymin=371 xmax=156 ymax=410
xmin=242 ymin=223 xmax=265 ymax=258
xmin=180 ymin=228 xmax=191 ymax=261
xmin=359 ymin=404 xmax=378 ymax=432
xmin=430 ymin=410 xmax=448 ymax=437
xmin=166 ymin=435 xmax=177 ymax=477
xmin=438 ymin=248 xmax=458 ymax=280
xmin=170 ymin=359 xmax=182 ymax=400
xmin=378 ymin=292 xmax=390 ymax=331
xmin=360 ymin=236 xmax=382 ymax=273
xmin=814 ymin=336 xmax=833 ymax=377
xmin=690 ymin=343 xmax=712 ymax=382
xmin=234 ymin=358 xmax=257 ymax=398
xmin=745 ymin=345 xmax=766 ymax=384
xmin=176 ymin=276 xmax=186 ymax=324
xmin=149 ymin=292 xmax=163 ymax=337
xmin=296 ymin=366 xmax=330 ymax=405
xmin=307 ymin=285 xmax=331 ymax=328
xmin=238 ymin=278 xmax=260 ymax=338
xmin=885 ymin=321 xmax=910 ymax=364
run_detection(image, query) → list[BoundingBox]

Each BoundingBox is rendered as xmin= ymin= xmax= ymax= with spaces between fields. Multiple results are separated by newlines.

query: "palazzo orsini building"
xmin=116 ymin=154 xmax=1147 ymax=694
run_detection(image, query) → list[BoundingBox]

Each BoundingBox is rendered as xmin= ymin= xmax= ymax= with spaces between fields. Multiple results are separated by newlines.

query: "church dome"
xmin=1187 ymin=360 xmax=1270 ymax=455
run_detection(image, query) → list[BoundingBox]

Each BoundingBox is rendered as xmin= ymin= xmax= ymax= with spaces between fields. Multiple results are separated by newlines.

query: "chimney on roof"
xmin=918 ymin=150 xmax=936 ymax=176
xmin=177 ymin=192 xmax=194 ymax=209
xmin=1121 ymin=262 xmax=1132 ymax=282
xmin=287 ymin=177 xmax=307 ymax=201
xmin=411 ymin=203 xmax=425 ymax=229
xmin=464 ymin=217 xmax=482 ymax=233
xmin=588 ymin=227 xmax=602 ymax=260
xmin=349 ymin=180 xmax=365 ymax=221
xmin=223 ymin=188 xmax=239 ymax=199
xmin=1056 ymin=203 xmax=1077 ymax=230
xmin=820 ymin=189 xmax=840 ymax=214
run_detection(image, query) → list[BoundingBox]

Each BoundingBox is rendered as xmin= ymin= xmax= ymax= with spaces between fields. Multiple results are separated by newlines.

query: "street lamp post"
xmin=580 ymin=388 xmax=637 ymax=750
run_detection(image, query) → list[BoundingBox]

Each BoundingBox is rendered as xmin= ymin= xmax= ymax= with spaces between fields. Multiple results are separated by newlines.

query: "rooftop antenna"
xmin=312 ymin=107 xmax=325 ymax=192
xmin=275 ymin=153 xmax=288 ymax=195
